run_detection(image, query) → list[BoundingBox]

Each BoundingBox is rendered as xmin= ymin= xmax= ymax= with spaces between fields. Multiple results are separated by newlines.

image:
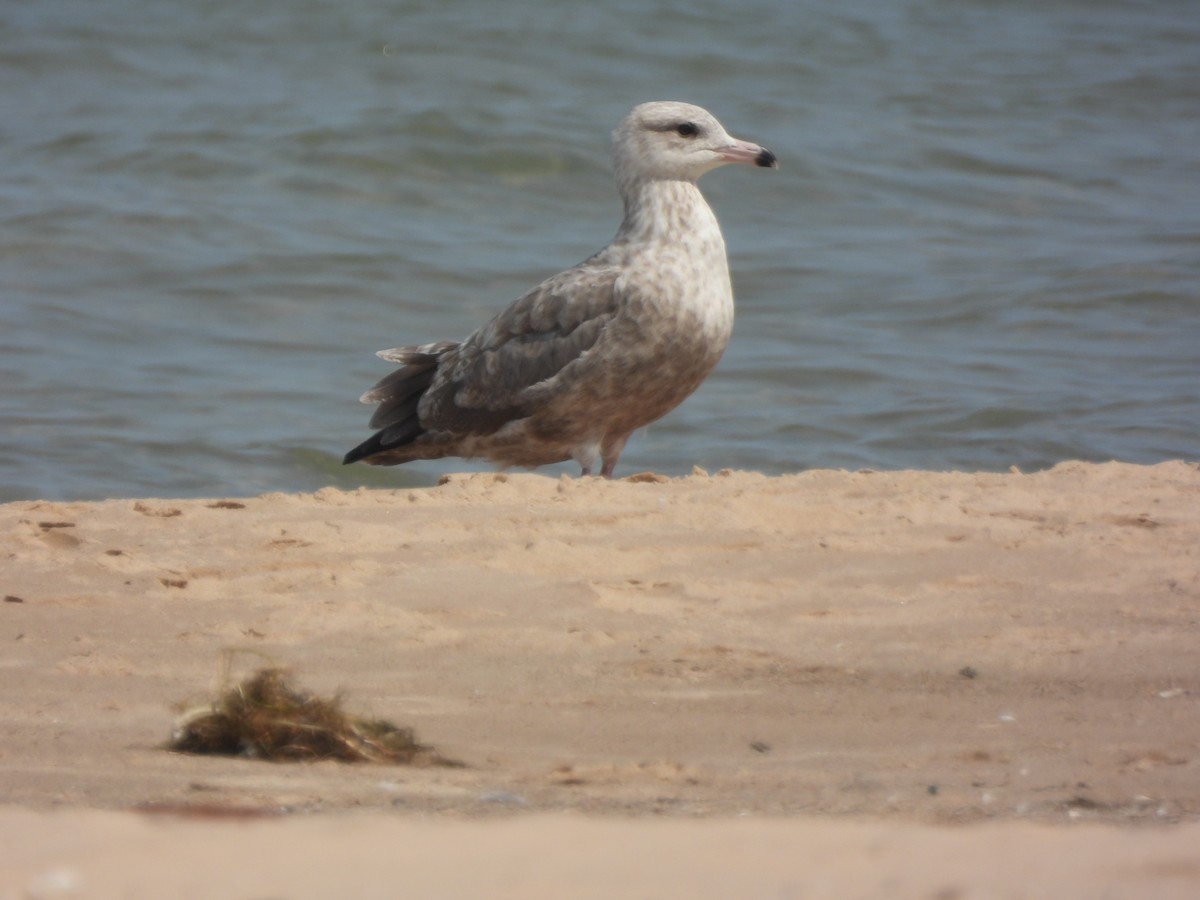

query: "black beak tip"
xmin=755 ymin=147 xmax=778 ymax=169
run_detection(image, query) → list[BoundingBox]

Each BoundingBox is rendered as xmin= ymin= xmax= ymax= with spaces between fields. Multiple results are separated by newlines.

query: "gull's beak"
xmin=718 ymin=138 xmax=778 ymax=169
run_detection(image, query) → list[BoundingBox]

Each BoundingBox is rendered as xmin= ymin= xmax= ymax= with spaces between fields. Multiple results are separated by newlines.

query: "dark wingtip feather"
xmin=343 ymin=418 xmax=426 ymax=466
xmin=342 ymin=436 xmax=380 ymax=466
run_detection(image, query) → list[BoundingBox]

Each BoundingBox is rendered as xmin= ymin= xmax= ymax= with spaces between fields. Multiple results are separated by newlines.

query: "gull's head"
xmin=612 ymin=101 xmax=777 ymax=189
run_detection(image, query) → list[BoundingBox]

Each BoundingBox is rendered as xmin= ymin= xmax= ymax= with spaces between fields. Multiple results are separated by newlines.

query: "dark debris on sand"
xmin=169 ymin=667 xmax=462 ymax=767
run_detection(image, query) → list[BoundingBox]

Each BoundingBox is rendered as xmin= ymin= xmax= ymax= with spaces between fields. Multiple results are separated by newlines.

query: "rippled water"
xmin=3 ymin=0 xmax=1198 ymax=501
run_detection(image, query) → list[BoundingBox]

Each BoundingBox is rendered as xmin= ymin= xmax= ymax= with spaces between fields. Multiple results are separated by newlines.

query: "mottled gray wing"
xmin=419 ymin=263 xmax=622 ymax=435
xmin=360 ymin=340 xmax=458 ymax=432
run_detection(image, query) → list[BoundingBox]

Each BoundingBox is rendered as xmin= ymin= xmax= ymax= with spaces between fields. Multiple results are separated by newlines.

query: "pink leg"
xmin=599 ymin=434 xmax=629 ymax=480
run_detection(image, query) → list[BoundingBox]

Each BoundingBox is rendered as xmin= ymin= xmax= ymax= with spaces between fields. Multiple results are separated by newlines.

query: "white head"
xmin=611 ymin=101 xmax=777 ymax=191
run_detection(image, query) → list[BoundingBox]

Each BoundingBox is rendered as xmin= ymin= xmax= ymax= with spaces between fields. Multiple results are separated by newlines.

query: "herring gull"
xmin=344 ymin=100 xmax=777 ymax=478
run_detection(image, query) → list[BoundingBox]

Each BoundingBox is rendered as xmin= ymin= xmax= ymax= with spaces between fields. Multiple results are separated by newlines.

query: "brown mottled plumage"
xmin=344 ymin=101 xmax=777 ymax=478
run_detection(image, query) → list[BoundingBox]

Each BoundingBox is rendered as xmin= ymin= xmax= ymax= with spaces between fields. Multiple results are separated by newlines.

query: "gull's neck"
xmin=614 ymin=178 xmax=723 ymax=249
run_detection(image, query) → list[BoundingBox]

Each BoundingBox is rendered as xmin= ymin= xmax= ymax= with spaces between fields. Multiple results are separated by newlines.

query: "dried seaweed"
xmin=169 ymin=665 xmax=461 ymax=766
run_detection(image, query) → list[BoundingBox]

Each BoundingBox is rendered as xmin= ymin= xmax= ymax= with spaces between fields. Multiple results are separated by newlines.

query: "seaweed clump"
xmin=169 ymin=667 xmax=460 ymax=766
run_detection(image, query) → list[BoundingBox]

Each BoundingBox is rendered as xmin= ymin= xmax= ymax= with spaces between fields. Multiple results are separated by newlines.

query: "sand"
xmin=2 ymin=461 xmax=1198 ymax=897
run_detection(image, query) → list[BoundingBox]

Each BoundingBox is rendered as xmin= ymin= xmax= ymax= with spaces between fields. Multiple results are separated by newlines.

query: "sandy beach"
xmin=2 ymin=461 xmax=1198 ymax=897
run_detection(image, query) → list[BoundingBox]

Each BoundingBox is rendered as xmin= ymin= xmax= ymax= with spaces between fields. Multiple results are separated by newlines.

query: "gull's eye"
xmin=675 ymin=122 xmax=699 ymax=137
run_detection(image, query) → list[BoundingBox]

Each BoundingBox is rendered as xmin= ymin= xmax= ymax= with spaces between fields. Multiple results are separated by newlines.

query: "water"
xmin=2 ymin=0 xmax=1198 ymax=501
